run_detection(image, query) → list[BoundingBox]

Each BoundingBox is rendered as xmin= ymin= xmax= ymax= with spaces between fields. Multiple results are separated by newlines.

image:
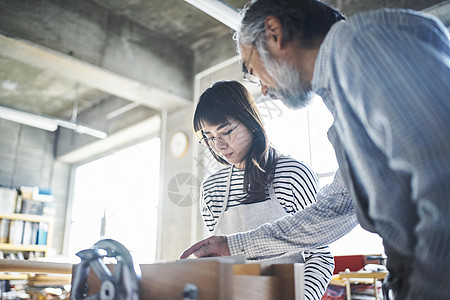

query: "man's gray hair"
xmin=233 ymin=0 xmax=345 ymax=55
xmin=233 ymin=1 xmax=266 ymax=56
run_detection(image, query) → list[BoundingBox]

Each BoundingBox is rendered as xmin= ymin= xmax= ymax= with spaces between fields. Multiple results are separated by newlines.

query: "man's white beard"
xmin=262 ymin=53 xmax=314 ymax=109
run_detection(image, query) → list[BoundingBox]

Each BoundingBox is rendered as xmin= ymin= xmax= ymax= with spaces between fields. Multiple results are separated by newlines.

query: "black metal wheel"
xmin=71 ymin=239 xmax=141 ymax=300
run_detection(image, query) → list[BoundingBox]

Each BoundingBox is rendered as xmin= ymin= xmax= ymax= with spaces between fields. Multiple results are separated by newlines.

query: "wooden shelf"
xmin=0 ymin=273 xmax=28 ymax=280
xmin=0 ymin=213 xmax=54 ymax=256
xmin=0 ymin=213 xmax=53 ymax=223
xmin=0 ymin=259 xmax=73 ymax=286
xmin=0 ymin=243 xmax=49 ymax=253
xmin=27 ymin=274 xmax=72 ymax=286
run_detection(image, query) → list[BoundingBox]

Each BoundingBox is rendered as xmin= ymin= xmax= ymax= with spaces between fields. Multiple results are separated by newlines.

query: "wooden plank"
xmin=232 ymin=263 xmax=261 ymax=275
xmin=0 ymin=274 xmax=28 ymax=280
xmin=0 ymin=259 xmax=73 ymax=274
xmin=339 ymin=272 xmax=387 ymax=279
xmin=0 ymin=213 xmax=53 ymax=223
xmin=76 ymin=260 xmax=234 ymax=300
xmin=27 ymin=274 xmax=72 ymax=286
xmin=233 ymin=275 xmax=277 ymax=300
xmin=270 ymin=264 xmax=304 ymax=300
xmin=0 ymin=243 xmax=48 ymax=253
xmin=140 ymin=260 xmax=233 ymax=300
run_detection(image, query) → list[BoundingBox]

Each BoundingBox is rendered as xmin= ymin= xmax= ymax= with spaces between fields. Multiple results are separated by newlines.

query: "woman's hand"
xmin=179 ymin=236 xmax=230 ymax=259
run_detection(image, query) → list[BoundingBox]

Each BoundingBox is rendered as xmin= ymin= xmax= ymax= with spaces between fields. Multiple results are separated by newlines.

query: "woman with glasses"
xmin=193 ymin=80 xmax=334 ymax=300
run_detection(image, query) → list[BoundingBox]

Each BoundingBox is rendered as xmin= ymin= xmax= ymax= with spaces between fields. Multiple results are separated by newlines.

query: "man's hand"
xmin=179 ymin=236 xmax=230 ymax=259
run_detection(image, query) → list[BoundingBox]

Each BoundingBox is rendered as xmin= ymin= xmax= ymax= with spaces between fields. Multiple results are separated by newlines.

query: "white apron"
xmin=213 ymin=166 xmax=304 ymax=264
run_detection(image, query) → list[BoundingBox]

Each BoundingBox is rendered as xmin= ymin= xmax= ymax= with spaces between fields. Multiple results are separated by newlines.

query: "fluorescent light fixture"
xmin=0 ymin=105 xmax=108 ymax=139
xmin=0 ymin=105 xmax=58 ymax=131
xmin=185 ymin=0 xmax=242 ymax=31
xmin=58 ymin=115 xmax=160 ymax=163
xmin=57 ymin=119 xmax=108 ymax=140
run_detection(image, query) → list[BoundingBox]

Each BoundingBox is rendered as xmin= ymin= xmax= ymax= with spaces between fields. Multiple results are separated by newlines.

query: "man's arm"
xmin=181 ymin=170 xmax=358 ymax=259
xmin=228 ymin=169 xmax=357 ymax=259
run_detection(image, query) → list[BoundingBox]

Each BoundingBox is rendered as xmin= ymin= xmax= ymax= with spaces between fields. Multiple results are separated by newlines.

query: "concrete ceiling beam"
xmin=0 ymin=0 xmax=194 ymax=113
xmin=0 ymin=34 xmax=190 ymax=112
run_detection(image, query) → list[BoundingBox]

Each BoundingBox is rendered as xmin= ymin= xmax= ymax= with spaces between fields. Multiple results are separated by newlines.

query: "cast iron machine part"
xmin=71 ymin=239 xmax=141 ymax=300
xmin=182 ymin=283 xmax=199 ymax=300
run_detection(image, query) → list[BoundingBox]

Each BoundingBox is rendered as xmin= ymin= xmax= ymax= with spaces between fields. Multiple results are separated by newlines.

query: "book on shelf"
xmin=20 ymin=199 xmax=44 ymax=215
xmin=37 ymin=222 xmax=48 ymax=245
xmin=42 ymin=203 xmax=56 ymax=217
xmin=0 ymin=187 xmax=18 ymax=215
xmin=0 ymin=219 xmax=10 ymax=243
xmin=31 ymin=222 xmax=39 ymax=245
xmin=14 ymin=194 xmax=23 ymax=214
xmin=21 ymin=221 xmax=33 ymax=245
xmin=8 ymin=220 xmax=24 ymax=245
xmin=0 ymin=218 xmax=46 ymax=246
xmin=34 ymin=188 xmax=54 ymax=203
xmin=19 ymin=186 xmax=38 ymax=200
xmin=16 ymin=186 xmax=54 ymax=215
xmin=20 ymin=186 xmax=54 ymax=202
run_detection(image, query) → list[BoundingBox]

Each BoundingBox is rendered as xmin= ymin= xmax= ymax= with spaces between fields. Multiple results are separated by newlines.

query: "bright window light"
xmin=259 ymin=96 xmax=338 ymax=186
xmin=259 ymin=97 xmax=384 ymax=256
xmin=67 ymin=138 xmax=161 ymax=263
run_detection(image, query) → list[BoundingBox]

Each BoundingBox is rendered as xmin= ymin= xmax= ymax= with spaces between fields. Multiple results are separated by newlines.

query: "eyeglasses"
xmin=242 ymin=43 xmax=261 ymax=86
xmin=199 ymin=122 xmax=241 ymax=149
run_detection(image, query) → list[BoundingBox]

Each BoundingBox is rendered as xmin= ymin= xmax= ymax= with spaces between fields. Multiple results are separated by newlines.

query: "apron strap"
xmin=212 ymin=166 xmax=233 ymax=235
xmin=268 ymin=182 xmax=277 ymax=203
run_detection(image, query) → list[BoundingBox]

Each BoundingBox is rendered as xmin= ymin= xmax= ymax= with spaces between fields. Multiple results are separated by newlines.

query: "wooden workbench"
xmin=78 ymin=258 xmax=305 ymax=300
xmin=0 ymin=258 xmax=305 ymax=299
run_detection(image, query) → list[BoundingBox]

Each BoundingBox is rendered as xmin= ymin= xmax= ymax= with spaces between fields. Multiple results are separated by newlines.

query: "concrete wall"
xmin=0 ymin=0 xmax=193 ymax=101
xmin=0 ymin=119 xmax=70 ymax=253
xmin=192 ymin=28 xmax=238 ymax=75
xmin=157 ymin=107 xmax=195 ymax=261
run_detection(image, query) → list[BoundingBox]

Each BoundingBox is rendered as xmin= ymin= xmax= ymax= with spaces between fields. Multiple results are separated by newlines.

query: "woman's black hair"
xmin=193 ymin=80 xmax=279 ymax=204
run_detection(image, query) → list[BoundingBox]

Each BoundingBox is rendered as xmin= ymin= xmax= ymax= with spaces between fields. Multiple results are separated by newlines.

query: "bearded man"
xmin=181 ymin=1 xmax=450 ymax=299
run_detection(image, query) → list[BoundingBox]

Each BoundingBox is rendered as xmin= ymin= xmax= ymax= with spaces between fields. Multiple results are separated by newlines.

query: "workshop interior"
xmin=0 ymin=0 xmax=449 ymax=299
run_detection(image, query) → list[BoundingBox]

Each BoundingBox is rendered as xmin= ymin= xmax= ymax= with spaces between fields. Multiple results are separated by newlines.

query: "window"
xmin=259 ymin=96 xmax=384 ymax=256
xmin=259 ymin=95 xmax=337 ymax=186
xmin=67 ymin=138 xmax=160 ymax=263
